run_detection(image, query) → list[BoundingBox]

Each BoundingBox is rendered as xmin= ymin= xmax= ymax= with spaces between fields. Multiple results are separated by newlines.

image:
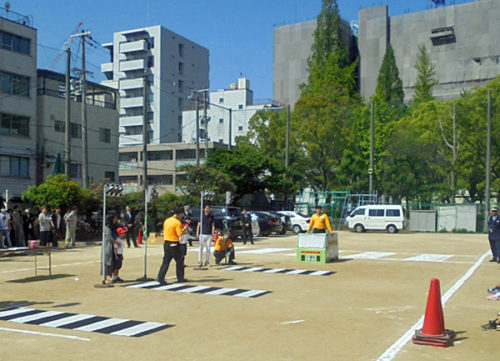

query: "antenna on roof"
xmin=430 ymin=0 xmax=446 ymax=8
xmin=4 ymin=2 xmax=11 ymax=11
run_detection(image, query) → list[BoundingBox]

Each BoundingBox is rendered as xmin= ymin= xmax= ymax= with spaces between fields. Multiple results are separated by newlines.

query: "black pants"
xmin=489 ymin=237 xmax=500 ymax=260
xmin=243 ymin=227 xmax=253 ymax=244
xmin=40 ymin=231 xmax=51 ymax=246
xmin=157 ymin=242 xmax=184 ymax=282
xmin=49 ymin=230 xmax=59 ymax=248
xmin=214 ymin=247 xmax=234 ymax=264
xmin=126 ymin=227 xmax=137 ymax=247
xmin=313 ymin=228 xmax=325 ymax=234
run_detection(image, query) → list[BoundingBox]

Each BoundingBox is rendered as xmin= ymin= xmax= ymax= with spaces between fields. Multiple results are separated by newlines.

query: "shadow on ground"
xmin=6 ymin=274 xmax=75 ymax=283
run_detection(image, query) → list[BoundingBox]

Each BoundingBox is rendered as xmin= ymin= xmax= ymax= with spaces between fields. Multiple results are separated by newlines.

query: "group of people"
xmin=0 ymin=206 xmax=78 ymax=249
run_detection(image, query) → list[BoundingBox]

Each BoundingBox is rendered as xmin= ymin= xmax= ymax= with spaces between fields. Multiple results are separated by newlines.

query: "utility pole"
xmin=142 ymin=72 xmax=149 ymax=240
xmin=64 ymin=47 xmax=71 ymax=177
xmin=285 ymin=104 xmax=290 ymax=169
xmin=70 ymin=30 xmax=92 ymax=188
xmin=484 ymin=89 xmax=492 ymax=232
xmin=228 ymin=108 xmax=232 ymax=150
xmin=195 ymin=96 xmax=200 ymax=165
xmin=369 ymin=99 xmax=375 ymax=195
xmin=203 ymin=90 xmax=208 ymax=157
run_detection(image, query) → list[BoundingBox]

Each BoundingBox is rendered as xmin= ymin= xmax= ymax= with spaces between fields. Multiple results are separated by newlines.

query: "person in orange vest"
xmin=156 ymin=208 xmax=187 ymax=285
xmin=307 ymin=205 xmax=333 ymax=233
xmin=214 ymin=230 xmax=236 ymax=265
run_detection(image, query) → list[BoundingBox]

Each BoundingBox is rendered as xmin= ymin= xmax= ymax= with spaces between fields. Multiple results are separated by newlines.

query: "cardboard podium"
xmin=297 ymin=232 xmax=338 ymax=264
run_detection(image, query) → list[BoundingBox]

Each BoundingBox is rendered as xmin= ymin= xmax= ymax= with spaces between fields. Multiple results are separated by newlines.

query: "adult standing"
xmin=156 ymin=208 xmax=187 ymax=285
xmin=307 ymin=205 xmax=333 ymax=233
xmin=38 ymin=206 xmax=54 ymax=247
xmin=50 ymin=207 xmax=63 ymax=248
xmin=123 ymin=206 xmax=139 ymax=248
xmin=0 ymin=208 xmax=12 ymax=248
xmin=12 ymin=206 xmax=25 ymax=247
xmin=241 ymin=208 xmax=254 ymax=245
xmin=23 ymin=209 xmax=35 ymax=243
xmin=196 ymin=204 xmax=215 ymax=267
xmin=488 ymin=206 xmax=500 ymax=263
xmin=64 ymin=207 xmax=78 ymax=248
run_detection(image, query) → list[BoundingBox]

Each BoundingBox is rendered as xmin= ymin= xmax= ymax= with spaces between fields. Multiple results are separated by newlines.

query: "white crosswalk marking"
xmin=285 ymin=269 xmax=309 ymax=275
xmin=178 ymin=286 xmax=211 ymax=293
xmin=309 ymin=270 xmax=330 ymax=276
xmin=111 ymin=322 xmax=166 ymax=337
xmin=204 ymin=287 xmax=238 ymax=295
xmin=242 ymin=267 xmax=264 ymax=272
xmin=263 ymin=268 xmax=285 ymax=273
xmin=348 ymin=252 xmax=396 ymax=260
xmin=0 ymin=307 xmax=33 ymax=318
xmin=234 ymin=290 xmax=267 ymax=298
xmin=153 ymin=283 xmax=186 ymax=291
xmin=127 ymin=281 xmax=159 ymax=288
xmin=223 ymin=266 xmax=244 ymax=271
xmin=403 ymin=254 xmax=453 ymax=263
xmin=40 ymin=314 xmax=96 ymax=328
xmin=73 ymin=318 xmax=129 ymax=332
xmin=10 ymin=311 xmax=63 ymax=323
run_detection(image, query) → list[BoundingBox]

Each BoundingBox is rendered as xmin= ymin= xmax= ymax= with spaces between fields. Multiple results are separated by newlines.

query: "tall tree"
xmin=413 ymin=44 xmax=438 ymax=104
xmin=374 ymin=44 xmax=404 ymax=108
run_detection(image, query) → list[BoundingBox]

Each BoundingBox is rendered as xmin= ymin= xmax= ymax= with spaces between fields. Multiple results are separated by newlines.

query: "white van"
xmin=346 ymin=205 xmax=406 ymax=233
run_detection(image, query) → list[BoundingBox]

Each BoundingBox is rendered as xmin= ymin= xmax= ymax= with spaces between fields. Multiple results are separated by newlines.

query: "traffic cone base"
xmin=412 ymin=329 xmax=455 ymax=347
xmin=137 ymin=229 xmax=143 ymax=244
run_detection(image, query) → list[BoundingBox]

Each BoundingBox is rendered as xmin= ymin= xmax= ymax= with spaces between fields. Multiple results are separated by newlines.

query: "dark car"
xmin=190 ymin=206 xmax=245 ymax=239
xmin=270 ymin=211 xmax=292 ymax=234
xmin=250 ymin=211 xmax=283 ymax=236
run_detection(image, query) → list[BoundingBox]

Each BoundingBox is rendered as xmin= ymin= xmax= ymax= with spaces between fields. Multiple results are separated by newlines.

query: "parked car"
xmin=277 ymin=211 xmax=310 ymax=234
xmin=190 ymin=206 xmax=245 ymax=239
xmin=250 ymin=211 xmax=283 ymax=236
xmin=270 ymin=211 xmax=292 ymax=234
xmin=346 ymin=205 xmax=406 ymax=233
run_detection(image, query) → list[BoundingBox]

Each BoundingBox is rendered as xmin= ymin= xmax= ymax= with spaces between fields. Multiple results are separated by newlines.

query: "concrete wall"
xmin=359 ymin=0 xmax=500 ymax=102
xmin=0 ymin=16 xmax=37 ymax=198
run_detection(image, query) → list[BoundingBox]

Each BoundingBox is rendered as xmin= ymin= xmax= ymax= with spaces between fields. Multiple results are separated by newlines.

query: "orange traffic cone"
xmin=137 ymin=228 xmax=143 ymax=244
xmin=412 ymin=278 xmax=455 ymax=347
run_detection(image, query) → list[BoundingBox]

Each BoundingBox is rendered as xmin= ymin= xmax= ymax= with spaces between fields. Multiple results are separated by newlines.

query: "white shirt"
xmin=114 ymin=237 xmax=124 ymax=255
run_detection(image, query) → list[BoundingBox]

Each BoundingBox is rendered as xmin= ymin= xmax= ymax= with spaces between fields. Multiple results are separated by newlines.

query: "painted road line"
xmin=241 ymin=267 xmax=264 ymax=272
xmin=127 ymin=281 xmax=159 ymax=289
xmin=0 ymin=307 xmax=171 ymax=338
xmin=239 ymin=248 xmax=292 ymax=255
xmin=0 ymin=327 xmax=90 ymax=341
xmin=233 ymin=290 xmax=270 ymax=298
xmin=224 ymin=266 xmax=244 ymax=271
xmin=221 ymin=266 xmax=333 ymax=276
xmin=285 ymin=269 xmax=310 ymax=275
xmin=0 ymin=307 xmax=35 ymax=318
xmin=403 ymin=253 xmax=453 ymax=263
xmin=127 ymin=282 xmax=271 ymax=298
xmin=375 ymin=250 xmax=490 ymax=361
xmin=263 ymin=268 xmax=286 ymax=273
xmin=309 ymin=270 xmax=332 ymax=276
xmin=348 ymin=252 xmax=396 ymax=260
xmin=281 ymin=320 xmax=305 ymax=325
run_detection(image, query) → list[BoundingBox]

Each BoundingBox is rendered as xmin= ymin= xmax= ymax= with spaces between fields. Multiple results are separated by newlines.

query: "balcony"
xmin=119 ymin=135 xmax=143 ymax=146
xmin=175 ymin=159 xmax=204 ymax=168
xmin=119 ymin=115 xmax=143 ymax=126
xmin=119 ymin=162 xmax=139 ymax=170
xmin=120 ymin=96 xmax=143 ymax=108
xmin=120 ymin=59 xmax=146 ymax=72
xmin=120 ymin=40 xmax=148 ymax=53
xmin=120 ymin=78 xmax=143 ymax=90
xmin=101 ymin=62 xmax=113 ymax=74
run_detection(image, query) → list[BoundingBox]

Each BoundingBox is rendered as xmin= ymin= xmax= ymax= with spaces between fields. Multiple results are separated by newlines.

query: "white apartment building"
xmin=0 ymin=7 xmax=37 ymax=200
xmin=36 ymin=70 xmax=119 ymax=185
xmin=182 ymin=78 xmax=270 ymax=145
xmin=101 ymin=25 xmax=209 ymax=147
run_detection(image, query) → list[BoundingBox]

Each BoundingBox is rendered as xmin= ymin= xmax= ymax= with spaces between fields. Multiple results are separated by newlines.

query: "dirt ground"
xmin=0 ymin=231 xmax=499 ymax=361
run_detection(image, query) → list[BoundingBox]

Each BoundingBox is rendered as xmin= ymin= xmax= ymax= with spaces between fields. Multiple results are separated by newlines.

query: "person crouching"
xmin=214 ymin=230 xmax=236 ymax=265
xmin=112 ymin=227 xmax=126 ymax=283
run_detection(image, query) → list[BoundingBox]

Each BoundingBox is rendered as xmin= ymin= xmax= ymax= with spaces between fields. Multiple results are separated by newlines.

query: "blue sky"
xmin=8 ymin=0 xmax=471 ymax=100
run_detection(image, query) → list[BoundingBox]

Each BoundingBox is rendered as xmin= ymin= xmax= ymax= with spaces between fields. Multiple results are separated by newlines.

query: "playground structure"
xmin=294 ymin=190 xmax=378 ymax=229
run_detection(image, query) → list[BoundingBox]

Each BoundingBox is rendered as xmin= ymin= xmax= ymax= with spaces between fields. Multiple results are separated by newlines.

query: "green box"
xmin=296 ymin=233 xmax=338 ymax=264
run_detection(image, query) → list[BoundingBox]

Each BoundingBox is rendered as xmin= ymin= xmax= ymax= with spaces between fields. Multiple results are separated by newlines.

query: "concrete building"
xmin=101 ymin=25 xmax=209 ymax=147
xmin=0 ymin=7 xmax=37 ymax=199
xmin=273 ymin=19 xmax=356 ymax=108
xmin=36 ymin=70 xmax=119 ymax=185
xmin=359 ymin=0 xmax=500 ymax=101
xmin=182 ymin=78 xmax=271 ymax=145
xmin=118 ymin=142 xmax=226 ymax=195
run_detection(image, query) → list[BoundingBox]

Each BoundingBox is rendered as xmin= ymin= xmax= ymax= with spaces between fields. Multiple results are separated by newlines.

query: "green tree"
xmin=413 ymin=44 xmax=438 ymax=104
xmin=22 ymin=174 xmax=91 ymax=212
xmin=374 ymin=44 xmax=404 ymax=108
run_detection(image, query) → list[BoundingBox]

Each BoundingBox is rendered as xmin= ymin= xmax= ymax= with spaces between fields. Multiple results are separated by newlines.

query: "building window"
xmin=119 ymin=152 xmax=137 ymax=162
xmin=1 ymin=156 xmax=29 ymax=178
xmin=104 ymin=171 xmax=115 ymax=181
xmin=54 ymin=120 xmax=65 ymax=133
xmin=219 ymin=118 xmax=223 ymax=124
xmin=148 ymin=37 xmax=154 ymax=49
xmin=148 ymin=55 xmax=154 ymax=67
xmin=70 ymin=163 xmax=82 ymax=179
xmin=0 ymin=71 xmax=29 ymax=97
xmin=1 ymin=113 xmax=29 ymax=137
xmin=148 ymin=175 xmax=173 ymax=185
xmin=219 ymin=138 xmax=223 ymax=143
xmin=178 ymin=80 xmax=184 ymax=93
xmin=238 ymin=126 xmax=243 ymax=131
xmin=120 ymin=176 xmax=137 ymax=185
xmin=178 ymin=62 xmax=184 ymax=75
xmin=219 ymin=97 xmax=224 ymax=104
xmin=178 ymin=43 xmax=184 ymax=57
xmin=70 ymin=123 xmax=81 ymax=139
xmin=99 ymin=128 xmax=111 ymax=143
xmin=124 ymin=126 xmax=142 ymax=135
xmin=0 ymin=31 xmax=30 ymax=55
xmin=147 ymin=150 xmax=173 ymax=161
xmin=238 ymin=104 xmax=243 ymax=110
xmin=178 ymin=97 xmax=183 ymax=109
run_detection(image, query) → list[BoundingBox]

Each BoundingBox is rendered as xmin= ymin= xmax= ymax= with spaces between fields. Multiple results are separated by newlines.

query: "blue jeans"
xmin=0 ymin=229 xmax=12 ymax=248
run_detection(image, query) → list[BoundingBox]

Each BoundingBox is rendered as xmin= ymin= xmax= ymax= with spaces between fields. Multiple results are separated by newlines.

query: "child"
xmin=213 ymin=230 xmax=236 ymax=265
xmin=112 ymin=227 xmax=126 ymax=283
xmin=179 ymin=218 xmax=196 ymax=267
